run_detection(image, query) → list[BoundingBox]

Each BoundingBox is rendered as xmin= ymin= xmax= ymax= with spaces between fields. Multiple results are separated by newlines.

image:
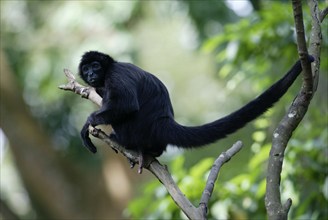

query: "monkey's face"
xmin=80 ymin=61 xmax=105 ymax=87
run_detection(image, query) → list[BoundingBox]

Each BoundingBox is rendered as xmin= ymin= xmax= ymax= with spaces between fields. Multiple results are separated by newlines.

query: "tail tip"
xmin=308 ymin=55 xmax=315 ymax=62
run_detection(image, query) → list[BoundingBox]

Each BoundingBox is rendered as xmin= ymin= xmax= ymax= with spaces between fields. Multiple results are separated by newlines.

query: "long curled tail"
xmin=164 ymin=56 xmax=314 ymax=148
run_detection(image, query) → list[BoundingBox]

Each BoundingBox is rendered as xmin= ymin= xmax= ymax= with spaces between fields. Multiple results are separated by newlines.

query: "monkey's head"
xmin=79 ymin=51 xmax=115 ymax=87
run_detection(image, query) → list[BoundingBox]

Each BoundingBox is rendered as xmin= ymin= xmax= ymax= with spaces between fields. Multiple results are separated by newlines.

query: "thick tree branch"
xmin=265 ymin=1 xmax=322 ymax=219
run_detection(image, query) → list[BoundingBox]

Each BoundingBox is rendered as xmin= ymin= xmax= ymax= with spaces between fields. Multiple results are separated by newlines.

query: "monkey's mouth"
xmin=89 ymin=78 xmax=98 ymax=86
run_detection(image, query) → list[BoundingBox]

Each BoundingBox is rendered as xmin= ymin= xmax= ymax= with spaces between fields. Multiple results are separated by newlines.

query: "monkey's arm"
xmin=87 ymin=78 xmax=140 ymax=126
xmin=81 ymin=75 xmax=140 ymax=152
xmin=81 ymin=103 xmax=139 ymax=153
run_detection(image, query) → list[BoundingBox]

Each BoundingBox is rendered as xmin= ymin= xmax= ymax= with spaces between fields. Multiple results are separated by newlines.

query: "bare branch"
xmin=148 ymin=161 xmax=203 ymax=220
xmin=88 ymin=126 xmax=148 ymax=166
xmin=308 ymin=1 xmax=325 ymax=92
xmin=319 ymin=7 xmax=328 ymax=22
xmin=199 ymin=141 xmax=243 ymax=216
xmin=292 ymin=0 xmax=313 ymax=92
xmin=58 ymin=69 xmax=102 ymax=106
xmin=265 ymin=0 xmax=322 ymax=219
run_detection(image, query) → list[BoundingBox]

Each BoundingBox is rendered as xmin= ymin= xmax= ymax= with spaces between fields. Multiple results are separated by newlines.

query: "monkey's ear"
xmin=80 ymin=123 xmax=97 ymax=153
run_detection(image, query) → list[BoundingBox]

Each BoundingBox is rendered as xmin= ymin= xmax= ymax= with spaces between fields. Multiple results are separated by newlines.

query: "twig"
xmin=58 ymin=69 xmax=102 ymax=106
xmin=199 ymin=141 xmax=243 ymax=216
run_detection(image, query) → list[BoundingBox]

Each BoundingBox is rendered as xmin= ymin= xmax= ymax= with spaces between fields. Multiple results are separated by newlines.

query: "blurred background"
xmin=1 ymin=1 xmax=327 ymax=219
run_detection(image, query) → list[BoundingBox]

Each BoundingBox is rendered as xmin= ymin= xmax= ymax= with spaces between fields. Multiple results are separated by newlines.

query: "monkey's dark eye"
xmin=92 ymin=61 xmax=101 ymax=70
xmin=82 ymin=65 xmax=89 ymax=73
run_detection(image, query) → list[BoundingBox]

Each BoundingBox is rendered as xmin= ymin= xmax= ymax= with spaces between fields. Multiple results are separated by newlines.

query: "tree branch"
xmin=292 ymin=0 xmax=313 ymax=93
xmin=148 ymin=160 xmax=203 ymax=220
xmin=58 ymin=69 xmax=102 ymax=106
xmin=319 ymin=7 xmax=328 ymax=22
xmin=199 ymin=141 xmax=243 ymax=216
xmin=265 ymin=0 xmax=322 ymax=219
xmin=308 ymin=1 xmax=325 ymax=92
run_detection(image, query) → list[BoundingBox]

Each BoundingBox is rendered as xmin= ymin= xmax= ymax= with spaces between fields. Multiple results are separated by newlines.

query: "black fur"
xmin=79 ymin=51 xmax=314 ymax=156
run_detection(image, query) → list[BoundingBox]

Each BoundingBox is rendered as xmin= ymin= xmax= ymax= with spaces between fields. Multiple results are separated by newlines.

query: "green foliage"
xmin=1 ymin=1 xmax=142 ymax=167
xmin=203 ymin=3 xmax=296 ymax=78
xmin=182 ymin=0 xmax=238 ymax=40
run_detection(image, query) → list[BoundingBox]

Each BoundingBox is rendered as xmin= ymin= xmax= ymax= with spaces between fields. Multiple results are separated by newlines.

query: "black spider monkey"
xmin=79 ymin=51 xmax=314 ymax=173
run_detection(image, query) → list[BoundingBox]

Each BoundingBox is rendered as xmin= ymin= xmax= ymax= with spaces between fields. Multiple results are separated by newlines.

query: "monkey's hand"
xmin=80 ymin=120 xmax=97 ymax=153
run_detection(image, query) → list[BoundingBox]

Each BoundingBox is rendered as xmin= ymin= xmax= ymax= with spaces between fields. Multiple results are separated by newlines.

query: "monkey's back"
xmin=110 ymin=62 xmax=175 ymax=155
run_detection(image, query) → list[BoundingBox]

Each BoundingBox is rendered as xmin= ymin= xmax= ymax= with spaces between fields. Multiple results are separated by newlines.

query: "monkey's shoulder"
xmin=109 ymin=62 xmax=162 ymax=85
